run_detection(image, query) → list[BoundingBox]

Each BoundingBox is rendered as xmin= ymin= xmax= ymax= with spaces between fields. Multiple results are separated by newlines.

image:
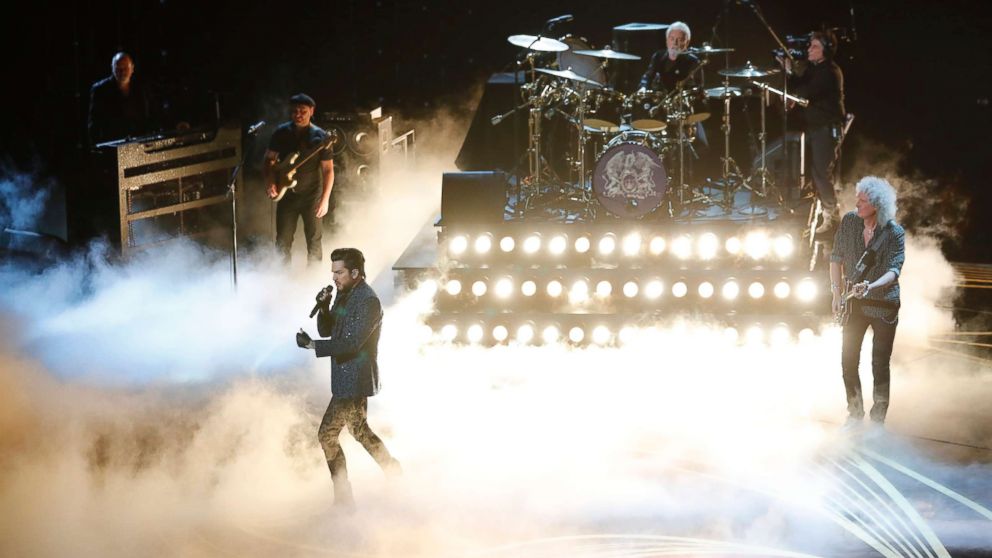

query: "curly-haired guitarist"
xmin=830 ymin=176 xmax=905 ymax=432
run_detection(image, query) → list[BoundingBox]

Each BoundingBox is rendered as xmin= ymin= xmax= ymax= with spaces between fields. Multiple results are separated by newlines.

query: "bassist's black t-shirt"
xmin=267 ymin=123 xmax=334 ymax=194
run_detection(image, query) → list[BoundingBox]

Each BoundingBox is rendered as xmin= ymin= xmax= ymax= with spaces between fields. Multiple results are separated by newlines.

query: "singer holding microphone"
xmin=263 ymin=93 xmax=335 ymax=265
xmin=296 ymin=247 xmax=401 ymax=509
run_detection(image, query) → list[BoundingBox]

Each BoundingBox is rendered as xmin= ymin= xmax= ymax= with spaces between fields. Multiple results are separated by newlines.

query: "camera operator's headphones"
xmin=813 ymin=29 xmax=837 ymax=58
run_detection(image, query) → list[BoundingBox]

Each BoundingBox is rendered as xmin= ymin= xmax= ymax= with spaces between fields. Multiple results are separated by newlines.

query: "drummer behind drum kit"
xmin=498 ymin=31 xmax=808 ymax=220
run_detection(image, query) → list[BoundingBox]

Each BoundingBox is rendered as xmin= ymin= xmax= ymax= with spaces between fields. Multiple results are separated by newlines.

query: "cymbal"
xmin=688 ymin=44 xmax=735 ymax=55
xmin=718 ymin=61 xmax=780 ymax=78
xmin=668 ymin=112 xmax=711 ymax=124
xmin=704 ymin=86 xmax=743 ymax=99
xmin=573 ymin=48 xmax=641 ymax=61
xmin=507 ymin=34 xmax=569 ymax=52
xmin=535 ymin=67 xmax=604 ymax=87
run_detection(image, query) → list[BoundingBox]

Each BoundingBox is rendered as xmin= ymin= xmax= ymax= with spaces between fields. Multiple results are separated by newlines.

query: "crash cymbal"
xmin=573 ymin=48 xmax=641 ymax=61
xmin=688 ymin=44 xmax=735 ymax=56
xmin=507 ymin=34 xmax=569 ymax=52
xmin=535 ymin=67 xmax=604 ymax=88
xmin=704 ymin=86 xmax=743 ymax=99
xmin=718 ymin=61 xmax=780 ymax=78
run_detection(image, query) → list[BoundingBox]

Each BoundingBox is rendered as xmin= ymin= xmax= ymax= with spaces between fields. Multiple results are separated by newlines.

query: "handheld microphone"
xmin=247 ymin=120 xmax=267 ymax=135
xmin=309 ymin=285 xmax=334 ymax=318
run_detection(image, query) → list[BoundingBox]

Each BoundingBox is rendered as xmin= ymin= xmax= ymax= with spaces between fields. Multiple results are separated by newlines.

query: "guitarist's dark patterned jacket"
xmin=314 ymin=281 xmax=383 ymax=398
xmin=830 ymin=212 xmax=906 ymax=320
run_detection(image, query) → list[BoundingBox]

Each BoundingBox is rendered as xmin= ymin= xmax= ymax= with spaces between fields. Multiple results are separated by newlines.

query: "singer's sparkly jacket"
xmin=314 ymin=281 xmax=383 ymax=398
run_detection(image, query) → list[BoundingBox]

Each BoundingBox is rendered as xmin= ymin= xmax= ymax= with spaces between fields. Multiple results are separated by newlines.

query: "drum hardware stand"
xmin=737 ymin=87 xmax=772 ymax=216
xmin=712 ymin=75 xmax=745 ymax=213
xmin=745 ymin=81 xmax=810 ymax=214
xmin=739 ymin=0 xmax=798 ymax=194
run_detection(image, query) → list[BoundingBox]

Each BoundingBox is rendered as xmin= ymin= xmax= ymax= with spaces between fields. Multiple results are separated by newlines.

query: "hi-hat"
xmin=688 ymin=44 xmax=735 ymax=55
xmin=573 ymin=48 xmax=641 ymax=61
xmin=704 ymin=86 xmax=743 ymax=99
xmin=718 ymin=61 xmax=780 ymax=78
xmin=535 ymin=67 xmax=604 ymax=87
xmin=507 ymin=34 xmax=569 ymax=52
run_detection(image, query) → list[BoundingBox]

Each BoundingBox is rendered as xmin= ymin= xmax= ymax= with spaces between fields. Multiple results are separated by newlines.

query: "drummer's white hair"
xmin=856 ymin=176 xmax=898 ymax=226
xmin=667 ymin=21 xmax=691 ymax=43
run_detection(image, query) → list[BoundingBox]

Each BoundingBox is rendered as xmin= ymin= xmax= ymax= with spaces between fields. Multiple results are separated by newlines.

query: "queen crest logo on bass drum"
xmin=593 ymin=139 xmax=668 ymax=219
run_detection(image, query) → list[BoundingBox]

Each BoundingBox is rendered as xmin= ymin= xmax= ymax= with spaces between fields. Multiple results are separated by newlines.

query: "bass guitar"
xmin=268 ymin=131 xmax=338 ymax=201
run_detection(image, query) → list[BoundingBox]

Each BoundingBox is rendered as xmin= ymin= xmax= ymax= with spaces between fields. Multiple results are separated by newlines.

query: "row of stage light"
xmin=423 ymin=320 xmax=820 ymax=347
xmin=429 ymin=276 xmax=821 ymax=304
xmin=444 ymin=230 xmax=796 ymax=262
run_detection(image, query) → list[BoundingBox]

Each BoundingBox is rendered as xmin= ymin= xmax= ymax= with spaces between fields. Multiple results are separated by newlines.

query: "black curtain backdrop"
xmin=1 ymin=0 xmax=989 ymax=258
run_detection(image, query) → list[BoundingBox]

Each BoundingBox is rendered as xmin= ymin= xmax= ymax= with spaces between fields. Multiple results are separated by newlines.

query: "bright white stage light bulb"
xmin=774 ymin=281 xmax=791 ymax=299
xmin=697 ymin=232 xmax=719 ymax=260
xmin=495 ymin=277 xmax=514 ymax=298
xmin=649 ymin=235 xmax=666 ymax=255
xmin=622 ymin=232 xmax=642 ymax=256
xmin=499 ymin=236 xmax=515 ymax=252
xmin=596 ymin=280 xmax=613 ymax=297
xmin=598 ymin=235 xmax=616 ymax=255
xmin=467 ymin=324 xmax=484 ymax=344
xmin=521 ymin=280 xmax=537 ymax=297
xmin=698 ymin=281 xmax=714 ymax=299
xmin=574 ymin=236 xmax=591 ymax=253
xmin=492 ymin=325 xmax=509 ymax=342
xmin=748 ymin=282 xmax=765 ymax=299
xmin=472 ymin=280 xmax=487 ymax=297
xmin=445 ymin=279 xmax=462 ymax=296
xmin=645 ymin=280 xmax=664 ymax=299
xmin=623 ymin=281 xmax=639 ymax=298
xmin=722 ymin=280 xmax=740 ymax=300
xmin=592 ymin=325 xmax=611 ymax=345
xmin=568 ymin=327 xmax=585 ymax=343
xmin=474 ymin=234 xmax=492 ymax=254
xmin=523 ymin=235 xmax=541 ymax=254
xmin=449 ymin=235 xmax=468 ymax=255
xmin=773 ymin=234 xmax=794 ymax=259
xmin=797 ymin=279 xmax=817 ymax=302
xmin=672 ymin=235 xmax=693 ymax=259
xmin=542 ymin=325 xmax=560 ymax=344
xmin=516 ymin=324 xmax=534 ymax=344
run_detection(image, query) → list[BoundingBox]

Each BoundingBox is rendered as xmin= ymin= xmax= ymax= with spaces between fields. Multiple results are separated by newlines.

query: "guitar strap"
xmin=850 ymin=221 xmax=900 ymax=311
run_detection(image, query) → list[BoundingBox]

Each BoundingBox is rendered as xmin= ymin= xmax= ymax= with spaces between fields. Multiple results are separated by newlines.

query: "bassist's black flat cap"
xmin=289 ymin=93 xmax=316 ymax=107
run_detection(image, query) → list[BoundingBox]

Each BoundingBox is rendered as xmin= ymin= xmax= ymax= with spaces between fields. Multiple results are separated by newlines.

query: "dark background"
xmin=1 ymin=0 xmax=989 ymax=260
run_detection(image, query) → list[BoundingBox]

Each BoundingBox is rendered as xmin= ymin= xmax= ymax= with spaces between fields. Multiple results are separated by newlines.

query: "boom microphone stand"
xmin=739 ymin=0 xmax=798 ymax=199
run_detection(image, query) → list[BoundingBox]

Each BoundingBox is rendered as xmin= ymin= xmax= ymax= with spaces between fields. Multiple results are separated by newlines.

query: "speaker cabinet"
xmin=440 ymin=171 xmax=508 ymax=226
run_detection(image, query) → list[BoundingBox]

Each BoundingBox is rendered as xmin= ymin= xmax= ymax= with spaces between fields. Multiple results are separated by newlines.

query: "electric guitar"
xmin=835 ymin=280 xmax=869 ymax=326
xmin=268 ymin=131 xmax=338 ymax=202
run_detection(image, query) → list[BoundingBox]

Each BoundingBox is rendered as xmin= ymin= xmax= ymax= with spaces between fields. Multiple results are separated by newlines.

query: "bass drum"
xmin=593 ymin=132 xmax=669 ymax=219
xmin=557 ymin=35 xmax=607 ymax=85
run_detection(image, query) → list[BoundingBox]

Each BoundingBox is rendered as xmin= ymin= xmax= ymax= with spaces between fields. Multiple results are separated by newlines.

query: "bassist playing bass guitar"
xmin=264 ymin=93 xmax=335 ymax=265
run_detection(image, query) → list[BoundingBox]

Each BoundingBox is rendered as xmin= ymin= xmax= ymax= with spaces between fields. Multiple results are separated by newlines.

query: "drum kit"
xmin=498 ymin=31 xmax=808 ymax=220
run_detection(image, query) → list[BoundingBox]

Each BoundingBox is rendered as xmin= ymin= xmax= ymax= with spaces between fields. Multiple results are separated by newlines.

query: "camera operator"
xmin=778 ymin=30 xmax=846 ymax=234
